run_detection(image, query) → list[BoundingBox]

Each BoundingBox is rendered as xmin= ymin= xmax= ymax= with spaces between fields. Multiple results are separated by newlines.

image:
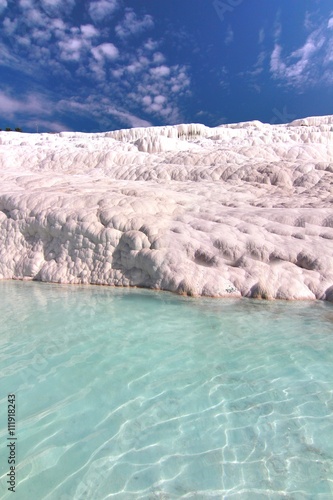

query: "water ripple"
xmin=0 ymin=281 xmax=333 ymax=499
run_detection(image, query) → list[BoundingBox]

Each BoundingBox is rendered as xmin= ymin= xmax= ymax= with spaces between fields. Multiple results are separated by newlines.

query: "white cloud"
xmin=273 ymin=11 xmax=282 ymax=42
xmin=291 ymin=34 xmax=324 ymax=61
xmin=328 ymin=18 xmax=333 ymax=29
xmin=154 ymin=95 xmax=166 ymax=105
xmin=112 ymin=68 xmax=124 ymax=78
xmin=144 ymin=95 xmax=166 ymax=113
xmin=57 ymin=99 xmax=94 ymax=116
xmin=150 ymin=65 xmax=170 ymax=77
xmin=88 ymin=0 xmax=118 ymax=23
xmin=57 ymin=97 xmax=152 ymax=129
xmin=0 ymin=1 xmax=191 ymax=129
xmin=25 ymin=119 xmax=70 ymax=132
xmin=17 ymin=36 xmax=31 ymax=47
xmin=40 ymin=0 xmax=76 ymax=16
xmin=25 ymin=7 xmax=47 ymax=27
xmin=107 ymin=108 xmax=152 ymax=128
xmin=51 ymin=18 xmax=67 ymax=39
xmin=115 ymin=8 xmax=154 ymax=38
xmin=0 ymin=92 xmax=24 ymax=115
xmin=122 ymin=55 xmax=150 ymax=75
xmin=91 ymin=42 xmax=118 ymax=61
xmin=324 ymin=27 xmax=333 ymax=65
xmin=243 ymin=50 xmax=266 ymax=80
xmin=3 ymin=17 xmax=18 ymax=35
xmin=52 ymin=18 xmax=66 ymax=30
xmin=0 ymin=41 xmax=37 ymax=76
xmin=258 ymin=28 xmax=265 ymax=44
xmin=89 ymin=43 xmax=118 ymax=80
xmin=41 ymin=0 xmax=70 ymax=7
xmin=136 ymin=62 xmax=190 ymax=122
xmin=41 ymin=0 xmax=63 ymax=6
xmin=153 ymin=52 xmax=165 ymax=64
xmin=81 ymin=24 xmax=99 ymax=39
xmin=142 ymin=96 xmax=152 ymax=106
xmin=0 ymin=91 xmax=53 ymax=118
xmin=270 ymin=23 xmax=332 ymax=87
xmin=105 ymin=38 xmax=191 ymax=125
xmin=57 ymin=26 xmax=107 ymax=63
xmin=19 ymin=0 xmax=34 ymax=8
xmin=0 ymin=0 xmax=7 ymax=14
xmin=33 ymin=27 xmax=53 ymax=43
xmin=59 ymin=37 xmax=86 ymax=61
xmin=144 ymin=39 xmax=159 ymax=51
xmin=125 ymin=62 xmax=143 ymax=73
xmin=304 ymin=11 xmax=315 ymax=31
xmin=225 ymin=25 xmax=234 ymax=45
xmin=270 ymin=44 xmax=286 ymax=74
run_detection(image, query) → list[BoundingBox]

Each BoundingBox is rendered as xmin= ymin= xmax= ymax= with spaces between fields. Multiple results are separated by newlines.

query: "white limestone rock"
xmin=0 ymin=115 xmax=333 ymax=300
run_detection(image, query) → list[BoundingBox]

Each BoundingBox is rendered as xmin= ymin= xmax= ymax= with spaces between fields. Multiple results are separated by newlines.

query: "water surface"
xmin=0 ymin=281 xmax=332 ymax=499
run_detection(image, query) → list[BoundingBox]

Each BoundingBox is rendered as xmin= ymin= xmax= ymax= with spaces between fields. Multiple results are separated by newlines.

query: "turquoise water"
xmin=0 ymin=281 xmax=332 ymax=499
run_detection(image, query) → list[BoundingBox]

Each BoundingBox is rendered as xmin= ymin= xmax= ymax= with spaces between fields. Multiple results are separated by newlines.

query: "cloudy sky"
xmin=0 ymin=0 xmax=332 ymax=132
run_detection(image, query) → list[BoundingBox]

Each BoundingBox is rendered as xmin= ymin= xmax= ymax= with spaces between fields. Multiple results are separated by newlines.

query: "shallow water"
xmin=0 ymin=281 xmax=332 ymax=499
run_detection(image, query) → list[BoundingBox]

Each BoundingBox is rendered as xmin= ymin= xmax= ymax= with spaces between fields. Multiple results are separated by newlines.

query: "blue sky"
xmin=0 ymin=0 xmax=332 ymax=132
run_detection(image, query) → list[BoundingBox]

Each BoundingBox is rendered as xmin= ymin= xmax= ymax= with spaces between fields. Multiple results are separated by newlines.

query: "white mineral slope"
xmin=0 ymin=117 xmax=333 ymax=300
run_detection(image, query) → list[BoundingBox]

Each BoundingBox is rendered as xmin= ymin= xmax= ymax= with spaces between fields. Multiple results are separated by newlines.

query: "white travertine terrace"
xmin=0 ymin=116 xmax=333 ymax=300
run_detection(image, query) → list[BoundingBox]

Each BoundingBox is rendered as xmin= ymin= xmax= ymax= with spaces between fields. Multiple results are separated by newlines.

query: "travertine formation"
xmin=1 ymin=116 xmax=333 ymax=300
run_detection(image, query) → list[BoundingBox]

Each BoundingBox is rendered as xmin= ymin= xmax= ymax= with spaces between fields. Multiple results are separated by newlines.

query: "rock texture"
xmin=1 ymin=116 xmax=333 ymax=300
